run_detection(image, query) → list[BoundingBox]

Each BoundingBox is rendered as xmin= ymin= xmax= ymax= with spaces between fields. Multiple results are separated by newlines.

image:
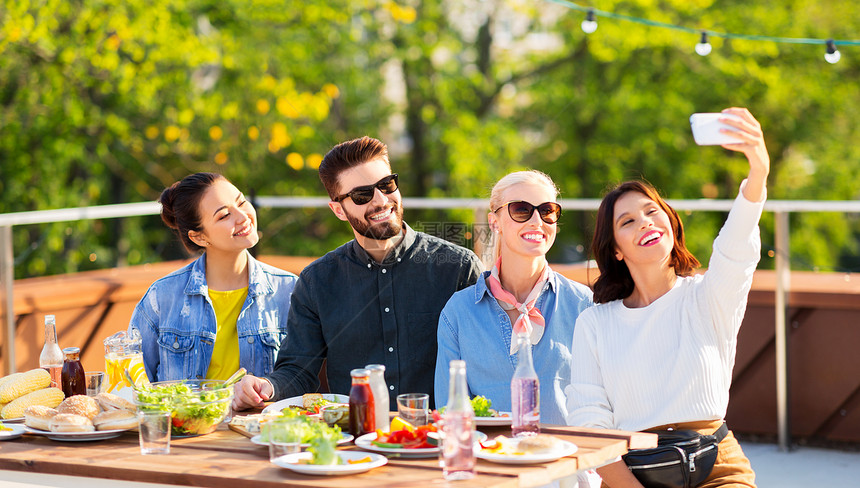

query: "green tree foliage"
xmin=1 ymin=0 xmax=858 ymax=278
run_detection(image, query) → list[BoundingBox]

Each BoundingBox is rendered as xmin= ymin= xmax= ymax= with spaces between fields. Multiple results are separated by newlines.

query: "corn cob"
xmin=1 ymin=387 xmax=65 ymax=419
xmin=0 ymin=369 xmax=52 ymax=403
xmin=0 ymin=373 xmax=23 ymax=391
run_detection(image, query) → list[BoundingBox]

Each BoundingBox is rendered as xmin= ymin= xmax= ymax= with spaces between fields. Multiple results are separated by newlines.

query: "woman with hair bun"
xmin=434 ymin=170 xmax=593 ymax=424
xmin=129 ymin=173 xmax=297 ymax=382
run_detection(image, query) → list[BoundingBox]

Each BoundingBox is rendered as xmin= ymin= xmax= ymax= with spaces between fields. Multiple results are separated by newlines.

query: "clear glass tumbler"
xmin=138 ymin=411 xmax=171 ymax=455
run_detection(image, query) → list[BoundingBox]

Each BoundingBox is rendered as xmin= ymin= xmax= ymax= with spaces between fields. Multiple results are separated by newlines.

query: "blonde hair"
xmin=486 ymin=170 xmax=560 ymax=266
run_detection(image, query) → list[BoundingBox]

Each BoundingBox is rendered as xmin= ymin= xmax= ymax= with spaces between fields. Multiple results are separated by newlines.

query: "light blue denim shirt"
xmin=129 ymin=252 xmax=298 ymax=382
xmin=435 ymin=270 xmax=593 ymax=425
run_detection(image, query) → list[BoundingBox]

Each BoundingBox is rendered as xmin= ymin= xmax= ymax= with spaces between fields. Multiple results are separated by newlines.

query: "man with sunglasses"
xmin=233 ymin=136 xmax=483 ymax=410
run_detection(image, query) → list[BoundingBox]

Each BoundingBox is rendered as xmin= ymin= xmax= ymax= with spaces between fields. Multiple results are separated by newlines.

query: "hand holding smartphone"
xmin=690 ymin=113 xmax=744 ymax=145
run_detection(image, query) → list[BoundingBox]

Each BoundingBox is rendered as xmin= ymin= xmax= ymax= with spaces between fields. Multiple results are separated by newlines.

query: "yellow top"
xmin=205 ymin=287 xmax=247 ymax=380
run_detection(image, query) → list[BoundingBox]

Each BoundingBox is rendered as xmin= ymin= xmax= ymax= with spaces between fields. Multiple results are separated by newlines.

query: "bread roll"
xmin=24 ymin=405 xmax=58 ymax=431
xmin=50 ymin=413 xmax=95 ymax=432
xmin=93 ymin=409 xmax=138 ymax=431
xmin=95 ymin=392 xmax=135 ymax=412
xmin=57 ymin=395 xmax=100 ymax=420
xmin=517 ymin=434 xmax=562 ymax=454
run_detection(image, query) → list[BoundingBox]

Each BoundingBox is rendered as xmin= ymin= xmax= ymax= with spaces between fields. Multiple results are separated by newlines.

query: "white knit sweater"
xmin=565 ymin=183 xmax=765 ymax=432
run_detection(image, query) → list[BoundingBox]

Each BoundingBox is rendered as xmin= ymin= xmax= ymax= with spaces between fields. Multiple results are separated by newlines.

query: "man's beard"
xmin=345 ymin=202 xmax=404 ymax=240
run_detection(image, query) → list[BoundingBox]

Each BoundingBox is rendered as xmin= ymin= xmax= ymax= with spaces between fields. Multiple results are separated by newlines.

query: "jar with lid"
xmin=348 ymin=368 xmax=375 ymax=436
xmin=61 ymin=347 xmax=86 ymax=397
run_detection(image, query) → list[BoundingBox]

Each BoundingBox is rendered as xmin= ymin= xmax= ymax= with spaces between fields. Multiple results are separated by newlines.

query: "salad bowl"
xmin=135 ymin=379 xmax=233 ymax=437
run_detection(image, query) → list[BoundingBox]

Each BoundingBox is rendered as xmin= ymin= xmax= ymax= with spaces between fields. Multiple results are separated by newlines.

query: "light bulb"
xmin=695 ymin=31 xmax=712 ymax=56
xmin=825 ymin=39 xmax=841 ymax=64
xmin=581 ymin=10 xmax=597 ymax=34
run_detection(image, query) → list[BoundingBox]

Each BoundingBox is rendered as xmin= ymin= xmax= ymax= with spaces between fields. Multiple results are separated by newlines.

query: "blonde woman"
xmin=434 ymin=170 xmax=593 ymax=424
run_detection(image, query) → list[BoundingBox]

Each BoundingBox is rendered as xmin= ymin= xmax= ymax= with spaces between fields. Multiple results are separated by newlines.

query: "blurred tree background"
xmin=1 ymin=0 xmax=859 ymax=279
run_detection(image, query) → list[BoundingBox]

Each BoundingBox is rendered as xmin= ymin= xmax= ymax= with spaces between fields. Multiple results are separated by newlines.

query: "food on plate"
xmin=480 ymin=434 xmax=563 ymax=455
xmin=0 ymin=421 xmax=11 ymax=431
xmin=135 ymin=380 xmax=233 ymax=437
xmin=24 ymin=405 xmax=59 ymax=431
xmin=306 ymin=422 xmax=342 ymax=465
xmin=50 ymin=413 xmax=95 ymax=432
xmin=372 ymin=420 xmax=438 ymax=449
xmin=259 ymin=410 xmax=342 ymax=445
xmin=93 ymin=409 xmax=138 ymax=431
xmin=438 ymin=395 xmax=506 ymax=418
xmin=517 ymin=434 xmax=563 ymax=454
xmin=0 ymin=369 xmax=52 ymax=404
xmin=229 ymin=411 xmax=284 ymax=434
xmin=57 ymin=395 xmax=100 ymax=420
xmin=95 ymin=392 xmax=135 ymax=412
xmin=1 ymin=387 xmax=64 ymax=420
xmin=320 ymin=404 xmax=349 ymax=430
xmin=302 ymin=393 xmax=323 ymax=408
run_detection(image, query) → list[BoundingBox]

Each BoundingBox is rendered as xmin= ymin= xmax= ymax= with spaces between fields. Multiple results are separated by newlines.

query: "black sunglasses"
xmin=494 ymin=200 xmax=562 ymax=224
xmin=334 ymin=174 xmax=399 ymax=205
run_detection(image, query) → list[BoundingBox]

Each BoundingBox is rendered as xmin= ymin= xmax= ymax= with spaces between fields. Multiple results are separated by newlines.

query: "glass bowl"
xmin=134 ymin=379 xmax=233 ymax=437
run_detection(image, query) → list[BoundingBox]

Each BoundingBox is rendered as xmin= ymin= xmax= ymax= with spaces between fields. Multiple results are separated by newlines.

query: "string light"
xmin=825 ymin=39 xmax=841 ymax=64
xmin=548 ymin=0 xmax=859 ymax=63
xmin=695 ymin=31 xmax=712 ymax=56
xmin=581 ymin=9 xmax=597 ymax=34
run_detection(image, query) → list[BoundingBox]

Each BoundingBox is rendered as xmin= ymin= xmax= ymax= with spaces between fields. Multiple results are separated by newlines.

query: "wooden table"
xmin=0 ymin=423 xmax=655 ymax=488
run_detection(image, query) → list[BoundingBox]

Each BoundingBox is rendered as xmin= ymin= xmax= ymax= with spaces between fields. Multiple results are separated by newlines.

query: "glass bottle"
xmin=348 ymin=368 xmax=375 ymax=436
xmin=441 ymin=359 xmax=476 ymax=481
xmin=39 ymin=315 xmax=64 ymax=388
xmin=61 ymin=347 xmax=86 ymax=397
xmin=511 ymin=333 xmax=540 ymax=437
xmin=365 ymin=364 xmax=390 ymax=432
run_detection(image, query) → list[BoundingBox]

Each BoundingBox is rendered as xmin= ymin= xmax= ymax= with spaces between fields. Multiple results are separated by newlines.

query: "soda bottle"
xmin=365 ymin=364 xmax=390 ymax=432
xmin=511 ymin=333 xmax=540 ymax=436
xmin=39 ymin=315 xmax=63 ymax=388
xmin=441 ymin=360 xmax=476 ymax=481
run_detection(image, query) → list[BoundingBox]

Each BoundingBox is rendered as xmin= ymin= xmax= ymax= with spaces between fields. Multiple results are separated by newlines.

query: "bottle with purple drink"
xmin=511 ymin=333 xmax=540 ymax=437
xmin=441 ymin=360 xmax=475 ymax=481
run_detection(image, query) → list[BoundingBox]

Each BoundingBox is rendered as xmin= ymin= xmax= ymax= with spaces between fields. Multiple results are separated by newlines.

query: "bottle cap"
xmin=44 ymin=315 xmax=56 ymax=324
xmin=365 ymin=364 xmax=385 ymax=372
xmin=62 ymin=347 xmax=80 ymax=355
xmin=350 ymin=368 xmax=370 ymax=378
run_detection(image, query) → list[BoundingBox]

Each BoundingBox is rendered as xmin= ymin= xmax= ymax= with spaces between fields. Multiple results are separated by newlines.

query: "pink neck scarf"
xmin=486 ymin=257 xmax=550 ymax=355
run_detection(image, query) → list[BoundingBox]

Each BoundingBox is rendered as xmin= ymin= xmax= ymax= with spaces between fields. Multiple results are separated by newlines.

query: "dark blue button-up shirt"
xmin=267 ymin=224 xmax=483 ymax=406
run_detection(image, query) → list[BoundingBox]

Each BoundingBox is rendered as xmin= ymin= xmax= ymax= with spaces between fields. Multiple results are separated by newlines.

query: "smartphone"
xmin=689 ymin=113 xmax=743 ymax=146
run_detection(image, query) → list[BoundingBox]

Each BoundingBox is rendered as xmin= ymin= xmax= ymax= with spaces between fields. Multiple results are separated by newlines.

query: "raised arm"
xmin=718 ymin=107 xmax=770 ymax=202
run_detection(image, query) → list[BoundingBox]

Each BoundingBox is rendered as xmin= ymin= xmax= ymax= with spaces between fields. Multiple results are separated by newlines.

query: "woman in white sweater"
xmin=565 ymin=107 xmax=768 ymax=487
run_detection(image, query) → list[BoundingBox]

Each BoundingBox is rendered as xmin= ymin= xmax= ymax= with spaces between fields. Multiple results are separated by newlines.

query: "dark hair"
xmin=591 ymin=181 xmax=700 ymax=304
xmin=159 ymin=172 xmax=226 ymax=254
xmin=319 ymin=136 xmax=389 ymax=199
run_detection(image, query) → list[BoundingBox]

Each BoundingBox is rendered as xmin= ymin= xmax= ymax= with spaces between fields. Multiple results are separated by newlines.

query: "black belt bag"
xmin=621 ymin=422 xmax=728 ymax=488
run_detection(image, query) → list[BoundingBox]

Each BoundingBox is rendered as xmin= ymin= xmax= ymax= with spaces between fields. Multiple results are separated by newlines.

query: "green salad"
xmin=439 ymin=395 xmax=497 ymax=417
xmin=261 ymin=411 xmax=343 ymax=465
xmin=136 ymin=381 xmax=232 ymax=437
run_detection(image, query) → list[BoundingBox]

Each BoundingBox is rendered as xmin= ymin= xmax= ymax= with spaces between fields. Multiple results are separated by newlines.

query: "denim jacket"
xmin=434 ymin=270 xmax=593 ymax=424
xmin=129 ymin=252 xmax=298 ymax=382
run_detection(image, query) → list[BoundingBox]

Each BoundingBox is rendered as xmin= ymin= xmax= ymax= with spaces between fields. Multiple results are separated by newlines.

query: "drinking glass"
xmin=263 ymin=417 xmax=304 ymax=462
xmin=85 ymin=371 xmax=105 ymax=397
xmin=138 ymin=411 xmax=171 ymax=455
xmin=396 ymin=393 xmax=430 ymax=426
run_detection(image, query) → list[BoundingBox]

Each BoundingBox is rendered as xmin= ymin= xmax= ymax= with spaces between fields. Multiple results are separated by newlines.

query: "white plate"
xmin=271 ymin=451 xmax=387 ymax=476
xmin=25 ymin=426 xmax=131 ymax=442
xmin=250 ymin=432 xmax=354 ymax=447
xmin=354 ymin=431 xmax=487 ymax=459
xmin=476 ymin=439 xmax=578 ymax=464
xmin=474 ymin=412 xmax=512 ymax=426
xmin=0 ymin=424 xmax=27 ymax=440
xmin=1 ymin=417 xmax=25 ymax=424
xmin=262 ymin=394 xmax=350 ymax=415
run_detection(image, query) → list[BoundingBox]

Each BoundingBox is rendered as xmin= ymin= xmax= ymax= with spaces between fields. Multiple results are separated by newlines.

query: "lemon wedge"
xmin=390 ymin=416 xmax=415 ymax=432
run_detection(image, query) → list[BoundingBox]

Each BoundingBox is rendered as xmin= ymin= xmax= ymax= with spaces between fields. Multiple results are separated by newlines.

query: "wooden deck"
xmin=3 ymin=256 xmax=860 ymax=444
